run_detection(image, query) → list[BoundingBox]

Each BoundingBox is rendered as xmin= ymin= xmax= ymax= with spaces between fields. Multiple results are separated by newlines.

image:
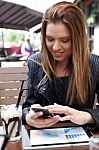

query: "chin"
xmin=53 ymin=56 xmax=64 ymax=61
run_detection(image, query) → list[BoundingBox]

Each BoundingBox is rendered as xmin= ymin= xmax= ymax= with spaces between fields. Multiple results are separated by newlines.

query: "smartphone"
xmin=31 ymin=107 xmax=54 ymax=118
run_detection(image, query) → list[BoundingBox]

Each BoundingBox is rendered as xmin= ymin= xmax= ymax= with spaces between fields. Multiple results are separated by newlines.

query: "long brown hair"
xmin=40 ymin=1 xmax=91 ymax=105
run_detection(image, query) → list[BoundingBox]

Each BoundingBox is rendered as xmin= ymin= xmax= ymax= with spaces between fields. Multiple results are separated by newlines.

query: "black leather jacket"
xmin=22 ymin=52 xmax=99 ymax=129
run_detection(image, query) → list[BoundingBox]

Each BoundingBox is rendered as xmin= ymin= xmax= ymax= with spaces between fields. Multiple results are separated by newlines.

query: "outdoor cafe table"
xmin=0 ymin=122 xmax=99 ymax=150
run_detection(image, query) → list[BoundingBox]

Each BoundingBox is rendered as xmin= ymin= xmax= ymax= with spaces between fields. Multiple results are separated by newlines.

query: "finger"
xmin=33 ymin=115 xmax=60 ymax=128
xmin=29 ymin=109 xmax=43 ymax=119
xmin=49 ymin=107 xmax=69 ymax=115
xmin=44 ymin=119 xmax=59 ymax=127
xmin=59 ymin=115 xmax=71 ymax=121
xmin=35 ymin=115 xmax=60 ymax=125
xmin=44 ymin=105 xmax=55 ymax=109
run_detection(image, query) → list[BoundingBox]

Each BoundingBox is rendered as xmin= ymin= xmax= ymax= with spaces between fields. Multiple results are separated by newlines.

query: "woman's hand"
xmin=48 ymin=103 xmax=95 ymax=125
xmin=26 ymin=104 xmax=60 ymax=128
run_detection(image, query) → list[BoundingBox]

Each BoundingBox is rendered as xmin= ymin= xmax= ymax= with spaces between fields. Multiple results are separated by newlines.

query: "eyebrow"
xmin=46 ymin=35 xmax=71 ymax=38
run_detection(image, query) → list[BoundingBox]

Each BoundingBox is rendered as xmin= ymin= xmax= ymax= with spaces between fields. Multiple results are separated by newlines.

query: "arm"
xmin=22 ymin=53 xmax=42 ymax=125
xmin=22 ymin=53 xmax=60 ymax=127
xmin=86 ymin=78 xmax=99 ymax=129
xmin=96 ymin=81 xmax=99 ymax=104
xmin=48 ymin=54 xmax=99 ymax=129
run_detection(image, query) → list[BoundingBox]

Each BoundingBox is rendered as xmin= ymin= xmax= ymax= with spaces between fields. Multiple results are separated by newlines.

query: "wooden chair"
xmin=0 ymin=66 xmax=28 ymax=106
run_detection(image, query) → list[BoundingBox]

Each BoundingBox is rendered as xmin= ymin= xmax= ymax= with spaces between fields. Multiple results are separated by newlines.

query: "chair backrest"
xmin=0 ymin=66 xmax=28 ymax=106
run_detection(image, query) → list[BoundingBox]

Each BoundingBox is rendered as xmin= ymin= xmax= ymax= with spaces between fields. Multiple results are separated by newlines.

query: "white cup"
xmin=1 ymin=104 xmax=22 ymax=142
xmin=89 ymin=136 xmax=99 ymax=150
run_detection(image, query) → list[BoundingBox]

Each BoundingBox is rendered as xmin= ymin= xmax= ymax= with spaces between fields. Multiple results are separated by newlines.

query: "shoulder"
xmin=27 ymin=52 xmax=42 ymax=71
xmin=89 ymin=54 xmax=99 ymax=68
xmin=89 ymin=54 xmax=99 ymax=77
xmin=28 ymin=52 xmax=41 ymax=63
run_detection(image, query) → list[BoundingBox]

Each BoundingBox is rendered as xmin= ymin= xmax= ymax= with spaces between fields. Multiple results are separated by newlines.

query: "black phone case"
xmin=31 ymin=107 xmax=54 ymax=118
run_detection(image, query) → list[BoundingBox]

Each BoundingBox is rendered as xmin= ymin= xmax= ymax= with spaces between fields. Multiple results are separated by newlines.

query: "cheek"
xmin=46 ymin=41 xmax=53 ymax=49
xmin=64 ymin=43 xmax=72 ymax=52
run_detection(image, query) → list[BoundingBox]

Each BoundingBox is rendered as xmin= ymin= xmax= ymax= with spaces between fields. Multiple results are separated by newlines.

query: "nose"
xmin=53 ymin=41 xmax=61 ymax=51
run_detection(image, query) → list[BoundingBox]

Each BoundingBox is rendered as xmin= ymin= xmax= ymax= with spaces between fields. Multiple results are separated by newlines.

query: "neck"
xmin=55 ymin=65 xmax=68 ymax=77
xmin=55 ymin=58 xmax=72 ymax=77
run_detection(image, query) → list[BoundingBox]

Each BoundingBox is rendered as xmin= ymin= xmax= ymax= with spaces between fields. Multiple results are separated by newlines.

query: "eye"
xmin=46 ymin=36 xmax=54 ymax=42
xmin=61 ymin=38 xmax=71 ymax=43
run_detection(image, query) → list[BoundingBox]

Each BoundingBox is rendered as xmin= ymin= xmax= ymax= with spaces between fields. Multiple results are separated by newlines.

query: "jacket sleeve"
xmin=22 ymin=53 xmax=42 ymax=125
xmin=92 ymin=54 xmax=99 ymax=104
xmin=85 ymin=54 xmax=99 ymax=130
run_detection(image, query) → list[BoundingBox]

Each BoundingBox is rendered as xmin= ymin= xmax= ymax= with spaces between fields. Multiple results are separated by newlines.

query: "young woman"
xmin=22 ymin=1 xmax=99 ymax=129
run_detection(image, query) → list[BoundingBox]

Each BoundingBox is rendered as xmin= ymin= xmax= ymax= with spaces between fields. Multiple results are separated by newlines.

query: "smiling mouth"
xmin=53 ymin=52 xmax=64 ymax=57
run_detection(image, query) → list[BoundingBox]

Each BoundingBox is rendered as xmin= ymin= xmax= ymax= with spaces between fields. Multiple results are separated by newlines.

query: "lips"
xmin=52 ymin=51 xmax=64 ymax=57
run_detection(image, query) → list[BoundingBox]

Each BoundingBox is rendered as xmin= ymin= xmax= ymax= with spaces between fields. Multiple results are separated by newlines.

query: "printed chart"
xmin=30 ymin=127 xmax=90 ymax=146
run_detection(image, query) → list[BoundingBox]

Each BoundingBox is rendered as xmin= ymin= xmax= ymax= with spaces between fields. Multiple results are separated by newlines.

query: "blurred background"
xmin=0 ymin=0 xmax=99 ymax=67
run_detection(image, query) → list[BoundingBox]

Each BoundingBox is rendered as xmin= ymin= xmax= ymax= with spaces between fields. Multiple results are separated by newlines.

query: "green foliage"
xmin=4 ymin=30 xmax=25 ymax=42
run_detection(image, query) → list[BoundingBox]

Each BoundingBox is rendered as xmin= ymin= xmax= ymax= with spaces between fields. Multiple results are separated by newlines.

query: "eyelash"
xmin=47 ymin=38 xmax=53 ymax=42
xmin=62 ymin=39 xmax=70 ymax=43
xmin=46 ymin=38 xmax=70 ymax=43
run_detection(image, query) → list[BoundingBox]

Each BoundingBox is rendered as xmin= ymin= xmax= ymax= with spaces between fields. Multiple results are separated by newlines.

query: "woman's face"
xmin=45 ymin=22 xmax=72 ymax=63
